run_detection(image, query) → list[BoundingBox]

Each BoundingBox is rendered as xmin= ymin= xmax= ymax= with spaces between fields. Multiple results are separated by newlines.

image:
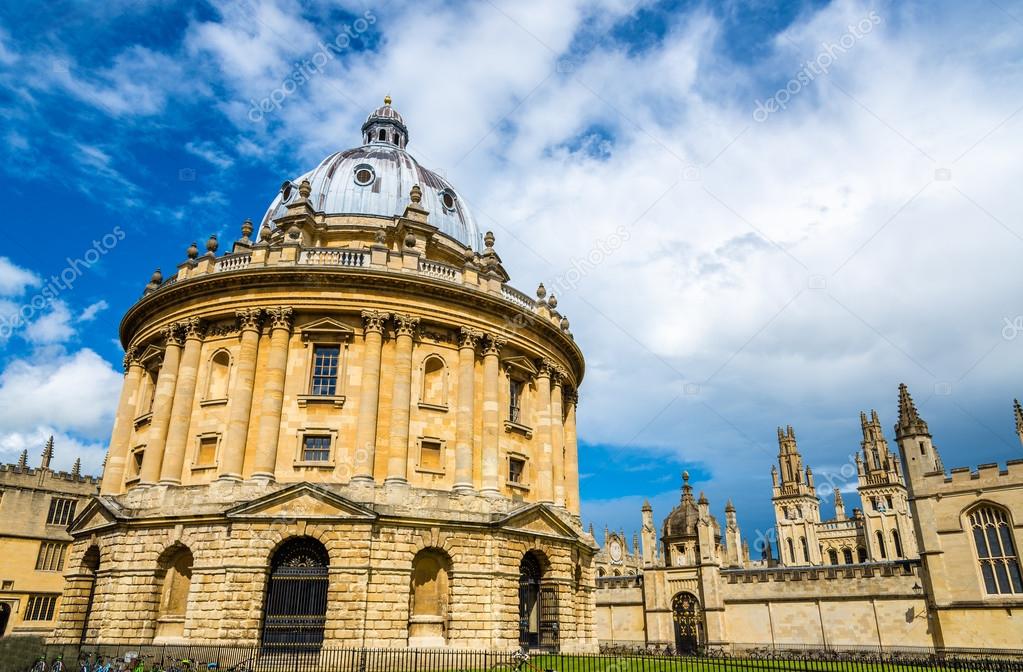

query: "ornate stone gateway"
xmin=518 ymin=553 xmax=559 ymax=651
xmin=671 ymin=592 xmax=703 ymax=654
xmin=262 ymin=538 xmax=329 ymax=650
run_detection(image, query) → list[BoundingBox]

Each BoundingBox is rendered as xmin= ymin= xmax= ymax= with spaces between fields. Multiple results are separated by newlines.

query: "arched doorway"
xmin=0 ymin=602 xmax=10 ymax=637
xmin=671 ymin=592 xmax=703 ymax=654
xmin=518 ymin=552 xmax=559 ymax=651
xmin=261 ymin=537 xmax=329 ymax=651
xmin=79 ymin=546 xmax=100 ymax=644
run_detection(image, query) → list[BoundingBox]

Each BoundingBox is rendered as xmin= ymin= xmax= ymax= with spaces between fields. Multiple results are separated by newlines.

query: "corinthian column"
xmin=564 ymin=389 xmax=580 ymax=514
xmin=535 ymin=359 xmax=554 ymax=504
xmin=218 ymin=308 xmax=262 ymax=481
xmin=251 ymin=306 xmax=293 ymax=482
xmin=101 ymin=348 xmax=143 ymax=494
xmin=551 ymin=367 xmax=566 ymax=507
xmin=454 ymin=327 xmax=482 ymax=493
xmin=480 ymin=334 xmax=505 ymax=496
xmin=139 ymin=324 xmax=184 ymax=485
xmin=160 ymin=317 xmax=206 ymax=485
xmin=385 ymin=313 xmax=419 ymax=486
xmin=352 ymin=310 xmax=389 ymax=483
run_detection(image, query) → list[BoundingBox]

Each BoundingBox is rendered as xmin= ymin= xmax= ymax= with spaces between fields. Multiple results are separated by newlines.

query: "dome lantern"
xmin=361 ymin=95 xmax=409 ymax=149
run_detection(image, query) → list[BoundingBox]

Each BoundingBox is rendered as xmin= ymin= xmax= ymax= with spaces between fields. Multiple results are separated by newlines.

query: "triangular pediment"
xmin=138 ymin=344 xmax=164 ymax=366
xmin=496 ymin=503 xmax=580 ymax=541
xmin=299 ymin=317 xmax=356 ymax=342
xmin=226 ymin=483 xmax=377 ymax=521
xmin=69 ymin=497 xmax=121 ymax=535
xmin=502 ymin=356 xmax=538 ymax=378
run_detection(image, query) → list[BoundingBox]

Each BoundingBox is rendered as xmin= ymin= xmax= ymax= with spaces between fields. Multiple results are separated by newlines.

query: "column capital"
xmin=537 ymin=357 xmax=555 ymax=379
xmin=361 ymin=309 xmax=390 ymax=334
xmin=564 ymin=389 xmax=579 ymax=407
xmin=458 ymin=327 xmax=483 ymax=350
xmin=235 ymin=308 xmax=263 ymax=332
xmin=482 ymin=334 xmax=506 ymax=356
xmin=180 ymin=316 xmax=207 ymax=341
xmin=122 ymin=346 xmax=143 ymax=373
xmin=265 ymin=306 xmax=295 ymax=331
xmin=161 ymin=323 xmax=185 ymax=348
xmin=392 ymin=313 xmax=420 ymax=338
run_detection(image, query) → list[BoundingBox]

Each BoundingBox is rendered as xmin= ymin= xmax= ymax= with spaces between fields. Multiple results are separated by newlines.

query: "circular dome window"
xmin=353 ymin=164 xmax=375 ymax=186
xmin=440 ymin=190 xmax=456 ymax=210
xmin=280 ymin=180 xmax=294 ymax=201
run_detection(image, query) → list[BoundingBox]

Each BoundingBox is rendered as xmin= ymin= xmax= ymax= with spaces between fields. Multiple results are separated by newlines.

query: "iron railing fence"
xmin=14 ymin=642 xmax=1023 ymax=672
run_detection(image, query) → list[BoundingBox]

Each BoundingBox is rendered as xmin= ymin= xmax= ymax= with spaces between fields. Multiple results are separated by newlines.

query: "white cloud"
xmin=23 ymin=301 xmax=75 ymax=345
xmin=0 ymin=256 xmax=40 ymax=296
xmin=0 ymin=348 xmax=121 ymax=439
xmin=78 ymin=300 xmax=109 ymax=322
xmin=184 ymin=141 xmax=234 ymax=170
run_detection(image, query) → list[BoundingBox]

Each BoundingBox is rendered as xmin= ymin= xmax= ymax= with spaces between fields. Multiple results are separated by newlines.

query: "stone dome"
xmin=260 ymin=97 xmax=482 ymax=251
xmin=662 ymin=472 xmax=719 ymax=539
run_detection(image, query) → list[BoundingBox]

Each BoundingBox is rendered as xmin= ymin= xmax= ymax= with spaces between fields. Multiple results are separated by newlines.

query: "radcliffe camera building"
xmin=51 ymin=99 xmax=595 ymax=652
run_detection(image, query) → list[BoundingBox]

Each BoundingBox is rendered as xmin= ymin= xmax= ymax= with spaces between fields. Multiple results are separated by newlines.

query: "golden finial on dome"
xmin=384 ymin=95 xmax=392 ymax=105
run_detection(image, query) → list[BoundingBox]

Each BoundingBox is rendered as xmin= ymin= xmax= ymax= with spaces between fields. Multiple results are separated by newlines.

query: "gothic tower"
xmin=894 ymin=383 xmax=944 ymax=493
xmin=856 ymin=410 xmax=917 ymax=560
xmin=771 ymin=426 xmax=822 ymax=565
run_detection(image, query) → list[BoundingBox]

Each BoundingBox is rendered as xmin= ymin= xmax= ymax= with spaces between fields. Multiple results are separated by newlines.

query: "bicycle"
xmin=489 ymin=650 xmax=555 ymax=672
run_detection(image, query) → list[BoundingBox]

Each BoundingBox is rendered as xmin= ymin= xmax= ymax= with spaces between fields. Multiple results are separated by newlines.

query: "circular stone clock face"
xmin=609 ymin=539 xmax=623 ymax=562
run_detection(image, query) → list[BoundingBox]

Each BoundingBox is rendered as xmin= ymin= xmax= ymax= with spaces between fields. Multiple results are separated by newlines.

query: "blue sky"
xmin=2 ymin=0 xmax=1023 ymax=555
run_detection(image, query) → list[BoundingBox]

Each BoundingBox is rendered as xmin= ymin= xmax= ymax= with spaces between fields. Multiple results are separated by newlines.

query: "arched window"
xmin=876 ymin=530 xmax=887 ymax=559
xmin=800 ymin=536 xmax=809 ymax=564
xmin=612 ymin=569 xmax=621 ymax=576
xmin=155 ymin=545 xmax=193 ymax=640
xmin=969 ymin=506 xmax=1023 ymax=594
xmin=786 ymin=538 xmax=795 ymax=564
xmin=891 ymin=529 xmax=903 ymax=558
xmin=828 ymin=548 xmax=838 ymax=565
xmin=597 ymin=567 xmax=606 ymax=577
xmin=205 ymin=350 xmax=231 ymax=400
xmin=420 ymin=355 xmax=447 ymax=407
xmin=857 ymin=546 xmax=867 ymax=563
xmin=842 ymin=548 xmax=854 ymax=565
xmin=379 ymin=129 xmax=386 ymax=141
xmin=77 ymin=546 xmax=101 ymax=644
xmin=408 ymin=549 xmax=451 ymax=646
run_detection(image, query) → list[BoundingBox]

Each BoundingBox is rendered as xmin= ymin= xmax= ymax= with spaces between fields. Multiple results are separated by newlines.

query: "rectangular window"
xmin=196 ymin=436 xmax=218 ymax=466
xmin=35 ymin=542 xmax=67 ymax=572
xmin=302 ymin=435 xmax=331 ymax=462
xmin=310 ymin=345 xmax=341 ymax=396
xmin=419 ymin=439 xmax=442 ymax=471
xmin=509 ymin=380 xmax=523 ymax=423
xmin=509 ymin=457 xmax=525 ymax=483
xmin=24 ymin=594 xmax=58 ymax=621
xmin=46 ymin=498 xmax=77 ymax=526
xmin=131 ymin=448 xmax=145 ymax=478
xmin=2 ymin=580 xmax=13 ymax=590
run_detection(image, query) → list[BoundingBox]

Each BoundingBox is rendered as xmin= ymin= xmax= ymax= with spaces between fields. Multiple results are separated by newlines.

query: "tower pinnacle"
xmin=895 ymin=383 xmax=930 ymax=439
xmin=41 ymin=435 xmax=54 ymax=470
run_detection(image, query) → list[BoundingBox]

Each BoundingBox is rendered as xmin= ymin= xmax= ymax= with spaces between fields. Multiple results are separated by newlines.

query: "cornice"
xmin=119 ymin=265 xmax=585 ymax=382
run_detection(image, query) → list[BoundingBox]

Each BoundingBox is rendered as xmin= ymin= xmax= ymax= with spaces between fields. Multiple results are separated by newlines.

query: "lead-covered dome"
xmin=261 ymin=97 xmax=482 ymax=251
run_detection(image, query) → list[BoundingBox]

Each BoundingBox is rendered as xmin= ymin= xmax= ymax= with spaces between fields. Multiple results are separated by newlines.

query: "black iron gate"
xmin=519 ymin=553 xmax=559 ymax=651
xmin=262 ymin=538 xmax=329 ymax=651
xmin=671 ymin=592 xmax=703 ymax=654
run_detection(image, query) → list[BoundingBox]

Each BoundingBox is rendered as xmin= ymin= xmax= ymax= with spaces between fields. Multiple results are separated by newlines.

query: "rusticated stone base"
xmin=51 ymin=480 xmax=599 ymax=652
